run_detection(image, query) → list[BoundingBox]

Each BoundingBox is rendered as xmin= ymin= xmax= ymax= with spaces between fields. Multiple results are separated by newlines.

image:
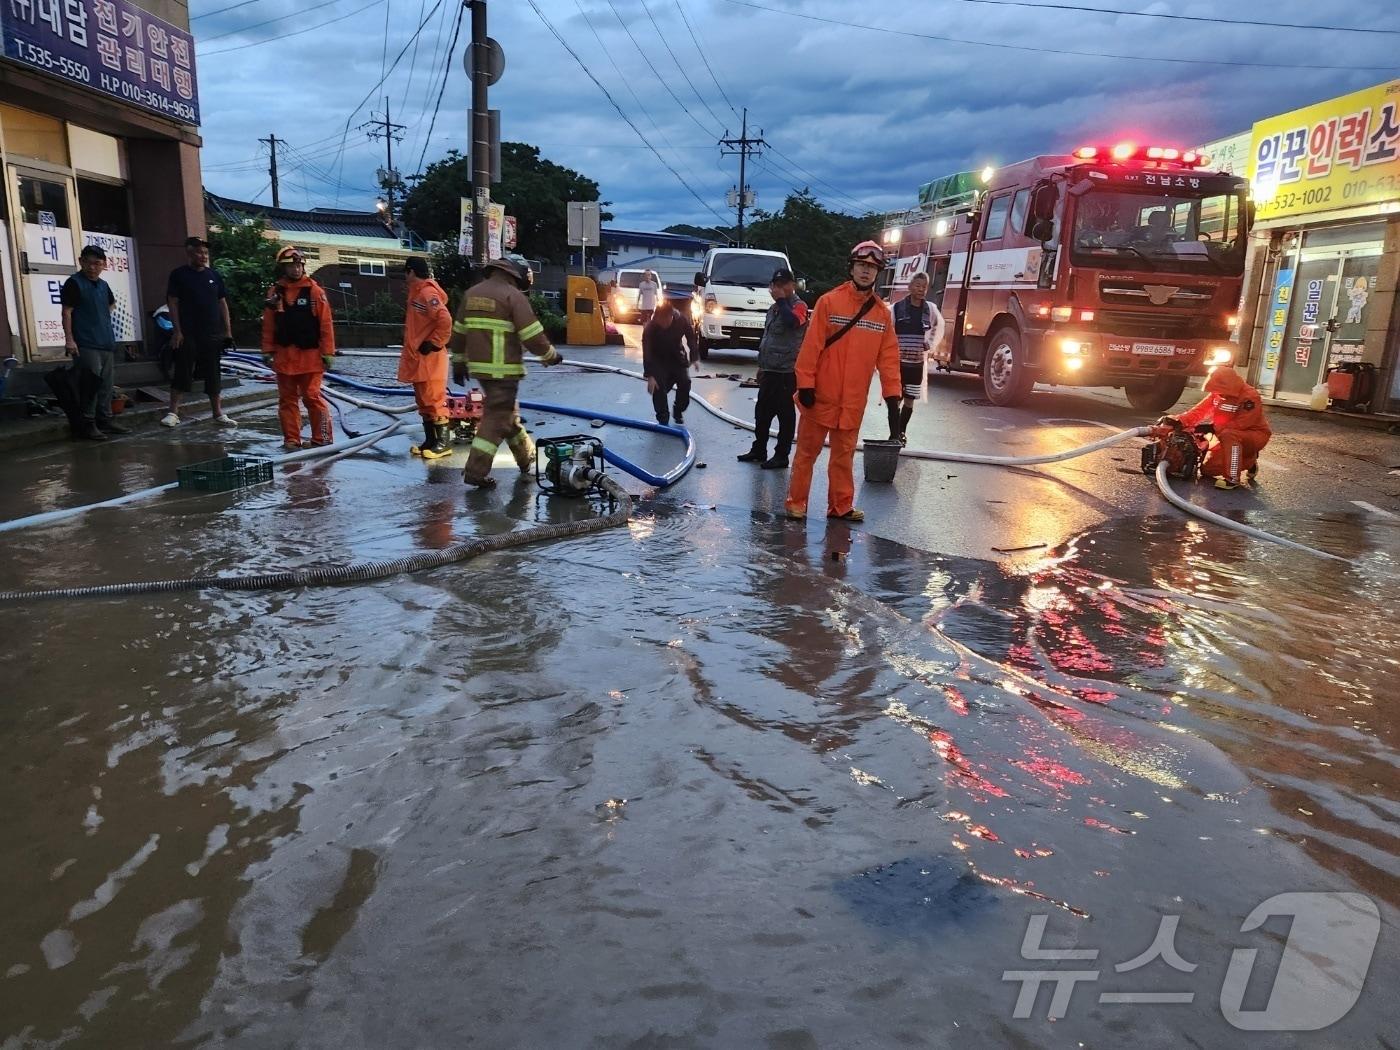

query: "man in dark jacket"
xmin=642 ymin=296 xmax=696 ymax=425
xmin=738 ymin=267 xmax=808 ymax=469
xmin=61 ymin=245 xmax=128 ymax=440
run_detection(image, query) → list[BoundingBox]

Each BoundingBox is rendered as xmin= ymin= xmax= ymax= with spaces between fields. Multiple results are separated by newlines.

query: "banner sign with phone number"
xmin=1249 ymin=78 xmax=1400 ymax=221
xmin=1 ymin=0 xmax=199 ymax=125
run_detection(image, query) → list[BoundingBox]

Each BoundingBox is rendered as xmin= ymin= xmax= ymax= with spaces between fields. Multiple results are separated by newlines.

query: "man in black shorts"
xmin=163 ymin=236 xmax=236 ymax=427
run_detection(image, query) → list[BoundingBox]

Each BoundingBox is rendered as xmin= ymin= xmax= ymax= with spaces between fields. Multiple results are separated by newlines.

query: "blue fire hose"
xmin=225 ymin=353 xmax=695 ymax=488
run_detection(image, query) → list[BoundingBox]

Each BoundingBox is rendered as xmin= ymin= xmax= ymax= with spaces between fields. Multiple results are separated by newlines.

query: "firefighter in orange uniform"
xmin=261 ymin=246 xmax=335 ymax=450
xmin=1166 ymin=362 xmax=1272 ymax=489
xmin=785 ymin=241 xmax=901 ymax=522
xmin=399 ymin=257 xmax=454 ymax=459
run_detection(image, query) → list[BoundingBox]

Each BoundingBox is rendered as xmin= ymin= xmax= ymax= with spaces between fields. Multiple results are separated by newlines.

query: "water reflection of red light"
xmin=942 ymin=684 xmax=969 ymax=716
xmin=928 ymin=729 xmax=1010 ymax=798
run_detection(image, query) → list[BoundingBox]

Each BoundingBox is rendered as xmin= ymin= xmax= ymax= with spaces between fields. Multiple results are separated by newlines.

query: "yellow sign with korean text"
xmin=1248 ymin=79 xmax=1400 ymax=221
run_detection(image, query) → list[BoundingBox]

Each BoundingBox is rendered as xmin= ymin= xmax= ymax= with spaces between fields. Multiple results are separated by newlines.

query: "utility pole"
xmin=469 ymin=0 xmax=490 ymax=267
xmin=719 ymin=108 xmax=765 ymax=242
xmin=363 ymin=96 xmax=406 ymax=225
xmin=259 ymin=132 xmax=281 ymax=208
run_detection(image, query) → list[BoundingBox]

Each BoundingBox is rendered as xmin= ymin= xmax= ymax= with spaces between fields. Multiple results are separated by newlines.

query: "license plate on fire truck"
xmin=1130 ymin=342 xmax=1177 ymax=356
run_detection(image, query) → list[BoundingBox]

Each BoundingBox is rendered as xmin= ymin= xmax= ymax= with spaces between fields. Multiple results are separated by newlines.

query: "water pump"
xmin=536 ymin=435 xmax=607 ymax=496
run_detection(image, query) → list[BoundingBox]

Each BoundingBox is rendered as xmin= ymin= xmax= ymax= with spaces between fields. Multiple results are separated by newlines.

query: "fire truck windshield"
xmin=1070 ymin=188 xmax=1246 ymax=274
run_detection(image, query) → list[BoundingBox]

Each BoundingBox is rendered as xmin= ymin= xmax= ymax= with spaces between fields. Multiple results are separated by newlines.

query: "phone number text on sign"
xmin=1 ymin=0 xmax=200 ymax=126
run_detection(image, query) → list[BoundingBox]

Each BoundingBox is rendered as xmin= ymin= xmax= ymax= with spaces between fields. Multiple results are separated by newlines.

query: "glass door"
xmin=1273 ymin=244 xmax=1383 ymax=401
xmin=1274 ymin=256 xmax=1340 ymax=399
xmin=11 ymin=167 xmax=79 ymax=360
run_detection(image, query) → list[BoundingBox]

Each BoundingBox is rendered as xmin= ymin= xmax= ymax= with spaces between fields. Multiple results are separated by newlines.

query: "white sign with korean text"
xmin=81 ymin=230 xmax=139 ymax=341
xmin=23 ymin=220 xmax=75 ymax=268
xmin=27 ymin=274 xmax=66 ymax=347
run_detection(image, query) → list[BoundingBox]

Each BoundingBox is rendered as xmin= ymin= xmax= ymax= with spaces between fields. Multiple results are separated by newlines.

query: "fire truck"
xmin=880 ymin=143 xmax=1253 ymax=410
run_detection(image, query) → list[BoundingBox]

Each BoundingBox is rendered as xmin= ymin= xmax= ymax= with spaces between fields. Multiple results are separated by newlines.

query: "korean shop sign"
xmin=1249 ymin=78 xmax=1400 ymax=222
xmin=2 ymin=0 xmax=199 ymax=125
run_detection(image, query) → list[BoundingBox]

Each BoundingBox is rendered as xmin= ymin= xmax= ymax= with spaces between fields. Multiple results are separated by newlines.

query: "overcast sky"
xmin=192 ymin=0 xmax=1400 ymax=232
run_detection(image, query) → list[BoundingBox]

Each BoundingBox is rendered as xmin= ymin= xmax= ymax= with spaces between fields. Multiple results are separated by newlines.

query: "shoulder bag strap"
xmin=824 ymin=294 xmax=879 ymax=350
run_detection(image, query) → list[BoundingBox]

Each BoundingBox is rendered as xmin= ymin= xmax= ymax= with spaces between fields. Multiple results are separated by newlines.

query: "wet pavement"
xmin=1 ymin=339 xmax=1397 ymax=1048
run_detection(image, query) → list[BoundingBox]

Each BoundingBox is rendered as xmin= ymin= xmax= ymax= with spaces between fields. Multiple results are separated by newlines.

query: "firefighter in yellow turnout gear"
xmin=449 ymin=256 xmax=564 ymax=488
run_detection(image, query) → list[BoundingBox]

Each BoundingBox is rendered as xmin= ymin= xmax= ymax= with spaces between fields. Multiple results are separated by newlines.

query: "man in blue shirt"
xmin=61 ymin=245 xmax=127 ymax=440
xmin=162 ymin=236 xmax=235 ymax=427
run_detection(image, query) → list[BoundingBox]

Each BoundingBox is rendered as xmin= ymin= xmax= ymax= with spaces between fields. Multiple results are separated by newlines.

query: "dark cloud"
xmin=193 ymin=0 xmax=1397 ymax=231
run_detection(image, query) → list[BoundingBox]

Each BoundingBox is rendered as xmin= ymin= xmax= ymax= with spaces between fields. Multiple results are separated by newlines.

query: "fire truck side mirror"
xmin=1031 ymin=183 xmax=1058 ymax=221
xmin=694 ymin=271 xmax=707 ymax=287
xmin=1031 ymin=219 xmax=1055 ymax=243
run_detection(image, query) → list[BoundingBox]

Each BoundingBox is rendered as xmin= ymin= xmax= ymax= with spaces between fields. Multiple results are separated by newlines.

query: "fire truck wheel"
xmin=983 ymin=325 xmax=1036 ymax=407
xmin=1124 ymin=375 xmax=1188 ymax=413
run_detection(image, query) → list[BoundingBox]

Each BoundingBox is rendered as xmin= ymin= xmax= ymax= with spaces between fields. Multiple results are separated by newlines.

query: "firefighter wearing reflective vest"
xmin=448 ymin=256 xmax=564 ymax=488
xmin=1165 ymin=362 xmax=1271 ymax=490
xmin=399 ymin=257 xmax=454 ymax=459
xmin=261 ymin=246 xmax=335 ymax=449
xmin=785 ymin=241 xmax=901 ymax=523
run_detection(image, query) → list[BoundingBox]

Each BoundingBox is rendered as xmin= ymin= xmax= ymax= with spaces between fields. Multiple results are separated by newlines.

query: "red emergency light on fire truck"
xmin=881 ymin=141 xmax=1253 ymax=410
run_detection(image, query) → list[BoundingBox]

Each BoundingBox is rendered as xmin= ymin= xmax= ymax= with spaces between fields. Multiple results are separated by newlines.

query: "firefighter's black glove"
xmin=797 ymin=388 xmax=815 ymax=408
xmin=418 ymin=341 xmax=440 ymax=356
xmin=1193 ymin=422 xmax=1215 ymax=436
xmin=221 ymin=336 xmax=236 ymax=351
xmin=544 ymin=351 xmax=565 ymax=367
xmin=885 ymin=396 xmax=901 ymax=437
xmin=452 ymin=361 xmax=469 ymax=386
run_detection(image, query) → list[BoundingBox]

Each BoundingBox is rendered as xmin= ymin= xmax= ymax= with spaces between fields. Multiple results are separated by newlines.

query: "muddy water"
xmin=1 ymin=391 xmax=1397 ymax=1047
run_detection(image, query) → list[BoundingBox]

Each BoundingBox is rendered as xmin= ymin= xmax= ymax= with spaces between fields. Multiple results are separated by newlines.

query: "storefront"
xmin=0 ymin=0 xmax=202 ymax=366
xmin=1239 ymin=79 xmax=1400 ymax=413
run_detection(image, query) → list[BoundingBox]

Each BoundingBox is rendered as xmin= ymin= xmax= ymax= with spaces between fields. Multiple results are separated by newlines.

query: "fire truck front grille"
xmin=1095 ymin=309 xmax=1210 ymax=339
xmin=1098 ymin=280 xmax=1216 ymax=307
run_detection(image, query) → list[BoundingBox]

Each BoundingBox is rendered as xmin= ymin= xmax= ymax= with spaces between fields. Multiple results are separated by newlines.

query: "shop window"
xmin=657 ymin=247 xmax=673 ymax=256
xmin=0 ymin=104 xmax=68 ymax=166
xmin=359 ymin=259 xmax=386 ymax=276
xmin=68 ymin=127 xmax=125 ymax=180
xmin=77 ymin=179 xmax=132 ymax=237
xmin=18 ymin=177 xmax=69 ymax=230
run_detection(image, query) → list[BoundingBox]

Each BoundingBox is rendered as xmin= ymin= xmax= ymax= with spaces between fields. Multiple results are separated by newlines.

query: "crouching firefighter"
xmin=1164 ymin=362 xmax=1271 ymax=490
xmin=262 ymin=246 xmax=335 ymax=450
xmin=399 ymin=257 xmax=454 ymax=459
xmin=449 ymin=255 xmax=565 ymax=488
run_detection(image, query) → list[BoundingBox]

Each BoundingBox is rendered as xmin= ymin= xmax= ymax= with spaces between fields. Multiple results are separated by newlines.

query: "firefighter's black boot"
xmin=420 ymin=419 xmax=453 ymax=460
xmin=410 ymin=416 xmax=433 ymax=456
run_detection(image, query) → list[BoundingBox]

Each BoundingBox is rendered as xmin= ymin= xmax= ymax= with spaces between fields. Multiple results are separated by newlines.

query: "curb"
xmin=0 ymin=385 xmax=278 ymax=454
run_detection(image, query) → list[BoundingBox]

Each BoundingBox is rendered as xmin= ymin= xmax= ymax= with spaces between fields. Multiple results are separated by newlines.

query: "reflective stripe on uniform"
xmin=458 ymin=316 xmax=524 ymax=378
xmin=518 ymin=320 xmax=544 ymax=341
xmin=471 ymin=435 xmax=499 ymax=456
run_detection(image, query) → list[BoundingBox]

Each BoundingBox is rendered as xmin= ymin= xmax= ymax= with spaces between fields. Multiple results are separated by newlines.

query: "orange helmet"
xmin=276 ymin=246 xmax=306 ymax=268
xmin=849 ymin=240 xmax=885 ymax=266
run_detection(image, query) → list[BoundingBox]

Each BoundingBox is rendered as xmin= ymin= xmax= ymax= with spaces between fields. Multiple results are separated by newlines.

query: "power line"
xmin=523 ymin=0 xmax=733 ymax=228
xmin=674 ymin=0 xmax=738 ymax=117
xmin=411 ymin=0 xmax=465 ymax=177
xmin=574 ymin=0 xmax=688 ymax=159
xmin=198 ymin=0 xmax=347 ymax=43
xmin=720 ymin=0 xmax=1400 ymax=71
xmin=404 ymin=0 xmax=455 ymax=170
xmin=200 ymin=0 xmax=383 ymax=55
xmin=399 ymin=0 xmax=430 ymax=116
xmin=938 ymin=0 xmax=1395 ymax=35
xmin=329 ymin=0 xmax=448 ymax=202
xmin=191 ymin=0 xmax=263 ymax=21
xmin=638 ymin=0 xmax=727 ymax=131
xmin=603 ymin=0 xmax=719 ymax=137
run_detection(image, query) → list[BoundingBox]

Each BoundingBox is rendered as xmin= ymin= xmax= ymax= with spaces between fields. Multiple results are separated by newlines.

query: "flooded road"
xmin=1 ymin=350 xmax=1396 ymax=1047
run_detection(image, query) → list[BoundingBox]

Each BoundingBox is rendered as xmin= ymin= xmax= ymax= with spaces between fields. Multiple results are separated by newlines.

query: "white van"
xmin=602 ymin=269 xmax=659 ymax=322
xmin=692 ymin=247 xmax=796 ymax=358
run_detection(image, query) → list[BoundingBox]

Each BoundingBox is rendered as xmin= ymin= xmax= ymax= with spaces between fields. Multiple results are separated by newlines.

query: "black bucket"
xmin=863 ymin=439 xmax=902 ymax=483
